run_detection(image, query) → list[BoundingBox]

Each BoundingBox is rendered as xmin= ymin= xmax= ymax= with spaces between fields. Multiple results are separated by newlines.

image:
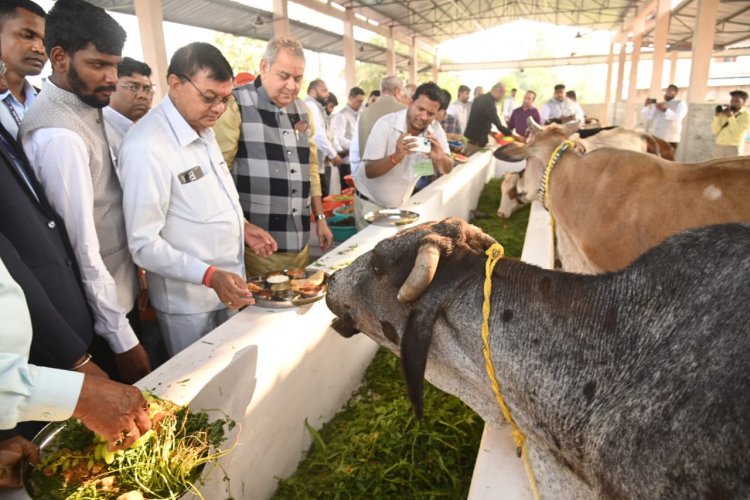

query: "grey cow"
xmin=327 ymin=217 xmax=750 ymax=499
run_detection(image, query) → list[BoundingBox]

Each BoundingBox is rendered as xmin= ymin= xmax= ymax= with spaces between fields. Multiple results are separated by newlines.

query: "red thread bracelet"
xmin=203 ymin=266 xmax=217 ymax=287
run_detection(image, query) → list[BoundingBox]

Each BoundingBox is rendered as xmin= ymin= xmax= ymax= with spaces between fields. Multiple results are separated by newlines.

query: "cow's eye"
xmin=371 ymin=254 xmax=385 ymax=276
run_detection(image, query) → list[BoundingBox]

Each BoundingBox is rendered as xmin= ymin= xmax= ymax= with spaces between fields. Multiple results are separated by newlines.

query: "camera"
xmin=715 ymin=104 xmax=729 ymax=113
xmin=405 ymin=135 xmax=432 ymax=154
xmin=646 ymin=98 xmax=658 ymax=105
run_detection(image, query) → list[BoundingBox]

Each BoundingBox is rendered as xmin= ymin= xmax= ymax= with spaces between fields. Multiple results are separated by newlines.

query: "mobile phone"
xmin=405 ymin=135 xmax=431 ymax=153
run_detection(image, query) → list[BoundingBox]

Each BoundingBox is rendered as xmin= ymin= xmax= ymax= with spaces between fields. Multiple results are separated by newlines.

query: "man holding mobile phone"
xmin=641 ymin=84 xmax=688 ymax=151
xmin=353 ymin=82 xmax=453 ymax=229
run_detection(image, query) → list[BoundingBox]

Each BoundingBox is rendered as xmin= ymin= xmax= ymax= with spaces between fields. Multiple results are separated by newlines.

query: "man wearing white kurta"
xmin=446 ymin=85 xmax=471 ymax=134
xmin=19 ymin=0 xmax=150 ymax=383
xmin=119 ymin=43 xmax=274 ymax=356
xmin=354 ymin=82 xmax=453 ymax=230
xmin=641 ymin=84 xmax=688 ymax=150
xmin=305 ymin=79 xmax=343 ymax=195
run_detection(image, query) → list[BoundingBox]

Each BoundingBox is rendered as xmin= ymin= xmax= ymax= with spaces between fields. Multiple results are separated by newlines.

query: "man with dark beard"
xmin=19 ymin=0 xmax=151 ymax=383
xmin=305 ymin=78 xmax=342 ymax=196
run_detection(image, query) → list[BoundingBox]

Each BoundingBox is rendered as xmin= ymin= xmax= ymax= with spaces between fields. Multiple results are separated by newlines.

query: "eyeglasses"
xmin=177 ymin=74 xmax=232 ymax=108
xmin=119 ymin=83 xmax=155 ymax=95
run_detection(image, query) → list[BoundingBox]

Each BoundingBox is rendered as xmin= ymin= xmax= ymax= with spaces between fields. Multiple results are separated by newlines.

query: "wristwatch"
xmin=315 ymin=213 xmax=326 ymax=221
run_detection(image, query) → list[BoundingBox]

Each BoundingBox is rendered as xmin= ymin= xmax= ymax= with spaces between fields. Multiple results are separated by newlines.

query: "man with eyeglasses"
xmin=103 ymin=56 xmax=154 ymax=161
xmin=215 ymin=36 xmax=332 ymax=276
xmin=118 ymin=42 xmax=276 ymax=357
xmin=20 ymin=0 xmax=151 ymax=383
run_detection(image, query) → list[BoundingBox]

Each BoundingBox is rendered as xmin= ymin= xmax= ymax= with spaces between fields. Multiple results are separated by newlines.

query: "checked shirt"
xmin=231 ymin=80 xmax=321 ymax=253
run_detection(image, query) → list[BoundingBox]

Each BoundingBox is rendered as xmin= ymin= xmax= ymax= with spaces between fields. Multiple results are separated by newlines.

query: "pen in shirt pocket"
xmin=293 ymin=118 xmax=309 ymax=142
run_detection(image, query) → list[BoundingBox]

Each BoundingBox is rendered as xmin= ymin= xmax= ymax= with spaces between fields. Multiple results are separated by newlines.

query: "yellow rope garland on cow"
xmin=538 ymin=139 xmax=577 ymax=269
xmin=481 ymin=243 xmax=541 ymax=500
xmin=539 ymin=139 xmax=577 ymax=211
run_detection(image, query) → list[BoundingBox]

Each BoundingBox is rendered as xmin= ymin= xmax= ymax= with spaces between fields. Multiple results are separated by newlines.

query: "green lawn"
xmin=273 ymin=177 xmax=529 ymax=499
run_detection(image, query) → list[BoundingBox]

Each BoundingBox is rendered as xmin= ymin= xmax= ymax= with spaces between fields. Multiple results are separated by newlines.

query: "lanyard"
xmin=0 ymin=131 xmax=39 ymax=202
xmin=2 ymin=95 xmax=23 ymax=127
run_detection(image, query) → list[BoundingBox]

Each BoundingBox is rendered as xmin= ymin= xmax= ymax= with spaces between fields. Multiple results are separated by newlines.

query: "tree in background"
xmin=214 ymin=33 xmax=266 ymax=77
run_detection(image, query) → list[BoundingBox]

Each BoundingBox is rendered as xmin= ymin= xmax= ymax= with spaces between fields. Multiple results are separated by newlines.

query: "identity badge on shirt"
xmin=178 ymin=166 xmax=205 ymax=184
xmin=412 ymin=156 xmax=434 ymax=177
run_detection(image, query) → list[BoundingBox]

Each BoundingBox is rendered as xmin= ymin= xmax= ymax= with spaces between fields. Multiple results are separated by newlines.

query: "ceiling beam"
xmin=313 ymin=0 xmax=438 ymax=55
xmin=438 ymin=46 xmax=750 ymax=71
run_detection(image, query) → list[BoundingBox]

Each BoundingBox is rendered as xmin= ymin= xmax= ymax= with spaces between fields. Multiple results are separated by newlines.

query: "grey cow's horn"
xmin=397 ymin=244 xmax=440 ymax=303
xmin=527 ymin=116 xmax=543 ymax=132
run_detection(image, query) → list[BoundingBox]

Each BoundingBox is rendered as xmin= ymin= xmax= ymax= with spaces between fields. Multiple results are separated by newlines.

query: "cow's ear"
xmin=400 ymin=305 xmax=441 ymax=419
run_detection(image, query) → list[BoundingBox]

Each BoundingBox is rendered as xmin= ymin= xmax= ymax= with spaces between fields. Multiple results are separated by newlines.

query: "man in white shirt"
xmin=354 ymin=82 xmax=453 ymax=229
xmin=502 ymin=88 xmax=517 ymax=122
xmin=305 ymin=78 xmax=342 ymax=196
xmin=540 ymin=83 xmax=579 ymax=125
xmin=0 ymin=0 xmax=46 ymax=139
xmin=446 ymin=84 xmax=470 ymax=134
xmin=565 ymin=90 xmax=586 ymax=125
xmin=348 ymin=76 xmax=406 ymax=177
xmin=103 ymin=57 xmax=154 ymax=162
xmin=120 ymin=42 xmax=275 ymax=357
xmin=330 ymin=86 xmax=365 ymax=191
xmin=19 ymin=0 xmax=150 ymax=382
xmin=641 ymin=84 xmax=688 ymax=151
xmin=0 ymin=235 xmax=151 ymax=485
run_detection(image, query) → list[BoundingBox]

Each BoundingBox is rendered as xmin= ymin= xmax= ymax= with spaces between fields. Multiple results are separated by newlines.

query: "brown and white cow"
xmin=495 ymin=122 xmax=750 ymax=273
xmin=496 ymin=124 xmax=659 ymax=218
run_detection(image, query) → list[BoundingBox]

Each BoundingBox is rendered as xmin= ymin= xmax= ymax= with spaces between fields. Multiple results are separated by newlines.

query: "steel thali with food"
xmin=247 ymin=268 xmax=329 ymax=309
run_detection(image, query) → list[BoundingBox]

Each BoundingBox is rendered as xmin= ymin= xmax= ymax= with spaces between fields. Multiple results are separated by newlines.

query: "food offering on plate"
xmin=247 ymin=268 xmax=328 ymax=308
xmin=451 ymin=152 xmax=469 ymax=163
xmin=24 ymin=392 xmax=235 ymax=500
xmin=494 ymin=133 xmax=516 ymax=146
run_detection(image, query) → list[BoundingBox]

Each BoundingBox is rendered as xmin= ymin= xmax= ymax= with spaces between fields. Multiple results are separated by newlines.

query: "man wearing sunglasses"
xmin=103 ymin=56 xmax=153 ymax=161
xmin=118 ymin=42 xmax=276 ymax=357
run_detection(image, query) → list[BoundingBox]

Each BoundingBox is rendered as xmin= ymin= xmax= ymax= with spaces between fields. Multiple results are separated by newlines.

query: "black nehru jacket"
xmin=463 ymin=93 xmax=512 ymax=147
xmin=0 ymin=122 xmax=94 ymax=368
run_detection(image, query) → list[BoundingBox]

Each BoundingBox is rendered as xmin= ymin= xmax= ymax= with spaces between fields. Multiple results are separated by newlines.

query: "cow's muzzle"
xmin=331 ymin=313 xmax=360 ymax=338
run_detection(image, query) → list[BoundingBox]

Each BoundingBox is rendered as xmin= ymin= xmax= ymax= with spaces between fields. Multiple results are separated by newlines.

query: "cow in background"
xmin=495 ymin=121 xmax=750 ymax=273
xmin=496 ymin=123 xmax=668 ymax=218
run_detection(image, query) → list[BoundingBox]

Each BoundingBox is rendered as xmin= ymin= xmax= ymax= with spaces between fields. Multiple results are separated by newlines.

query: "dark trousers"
xmin=321 ymin=165 xmax=331 ymax=197
xmin=339 ymin=163 xmax=351 ymax=191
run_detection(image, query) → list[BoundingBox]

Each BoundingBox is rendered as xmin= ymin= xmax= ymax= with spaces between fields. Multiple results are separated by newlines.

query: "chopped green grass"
xmin=470 ymin=177 xmax=531 ymax=256
xmin=273 ymin=178 xmax=529 ymax=499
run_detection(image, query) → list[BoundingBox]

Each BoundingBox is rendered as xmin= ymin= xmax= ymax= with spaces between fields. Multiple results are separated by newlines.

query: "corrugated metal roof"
xmin=87 ymin=0 xmax=412 ymax=67
xmin=87 ymin=0 xmax=750 ymax=64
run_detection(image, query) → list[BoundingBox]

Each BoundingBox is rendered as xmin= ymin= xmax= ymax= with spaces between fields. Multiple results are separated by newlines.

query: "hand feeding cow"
xmin=495 ymin=121 xmax=750 ymax=273
xmin=327 ymin=217 xmax=750 ymax=499
xmin=496 ymin=123 xmax=674 ymax=219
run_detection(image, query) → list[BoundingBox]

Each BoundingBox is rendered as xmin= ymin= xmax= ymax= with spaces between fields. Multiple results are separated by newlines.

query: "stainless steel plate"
xmin=363 ymin=209 xmax=420 ymax=226
xmin=249 ymin=269 xmax=328 ymax=309
xmin=22 ymin=421 xmax=65 ymax=498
